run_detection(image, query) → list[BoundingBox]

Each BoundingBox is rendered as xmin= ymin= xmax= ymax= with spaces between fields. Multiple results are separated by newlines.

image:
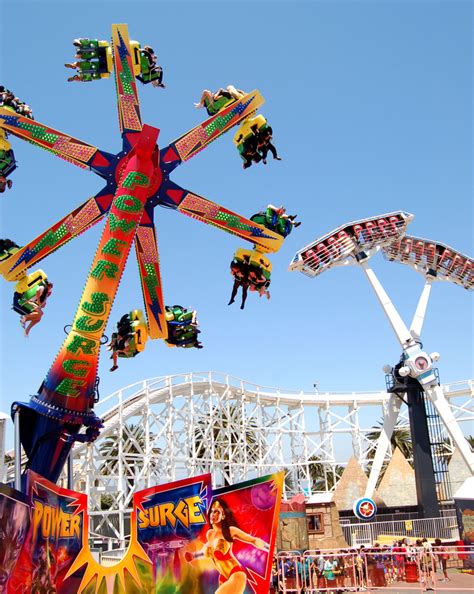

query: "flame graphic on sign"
xmin=66 ymin=507 xmax=151 ymax=593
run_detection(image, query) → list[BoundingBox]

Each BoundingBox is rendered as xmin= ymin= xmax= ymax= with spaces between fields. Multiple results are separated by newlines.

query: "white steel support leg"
xmin=410 ymin=278 xmax=433 ymax=340
xmin=365 ymin=393 xmax=403 ymax=498
xmin=360 ymin=262 xmax=414 ymax=349
xmin=427 ymin=385 xmax=474 ymax=473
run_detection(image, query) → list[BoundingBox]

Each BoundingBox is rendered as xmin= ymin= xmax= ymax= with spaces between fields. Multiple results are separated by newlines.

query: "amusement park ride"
xmin=3 ymin=19 xmax=472 ymax=594
xmin=290 ymin=211 xmax=474 ymax=517
xmin=0 ymin=24 xmax=285 ymax=485
xmin=0 ymin=23 xmax=472 ymax=521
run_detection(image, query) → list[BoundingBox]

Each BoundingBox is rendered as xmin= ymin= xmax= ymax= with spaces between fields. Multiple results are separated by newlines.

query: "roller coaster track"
xmin=3 ymin=372 xmax=472 ymax=544
xmin=87 ymin=372 xmax=474 ymax=446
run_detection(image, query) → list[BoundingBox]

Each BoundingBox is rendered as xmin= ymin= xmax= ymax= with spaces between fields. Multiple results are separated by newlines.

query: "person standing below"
xmin=270 ymin=556 xmax=279 ymax=594
xmin=419 ymin=539 xmax=435 ymax=591
xmin=310 ymin=550 xmax=326 ymax=591
xmin=393 ymin=540 xmax=407 ymax=581
xmin=323 ymin=555 xmax=338 ymax=591
xmin=355 ymin=547 xmax=367 ymax=590
xmin=433 ymin=538 xmax=450 ymax=582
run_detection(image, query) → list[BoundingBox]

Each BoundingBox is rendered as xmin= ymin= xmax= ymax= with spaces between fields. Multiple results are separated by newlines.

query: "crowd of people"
xmin=271 ymin=539 xmax=458 ymax=593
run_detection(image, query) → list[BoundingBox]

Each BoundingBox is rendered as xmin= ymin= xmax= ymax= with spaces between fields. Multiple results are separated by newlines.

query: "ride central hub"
xmin=114 ymin=127 xmax=162 ymax=198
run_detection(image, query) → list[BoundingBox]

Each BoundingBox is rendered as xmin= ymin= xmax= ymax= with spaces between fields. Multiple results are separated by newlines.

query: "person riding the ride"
xmin=165 ymin=305 xmax=202 ymax=348
xmin=12 ymin=271 xmax=53 ymax=337
xmin=251 ymin=204 xmax=301 ymax=237
xmin=234 ymin=115 xmax=281 ymax=169
xmin=107 ymin=311 xmax=148 ymax=371
xmin=253 ymin=124 xmax=281 ymax=164
xmin=0 ymin=87 xmax=34 ymax=119
xmin=137 ymin=45 xmax=166 ymax=88
xmin=240 ymin=135 xmax=262 ymax=170
xmin=0 ymin=175 xmax=12 ymax=193
xmin=0 ymin=129 xmax=16 ymax=192
xmin=248 ymin=264 xmax=271 ymax=299
xmin=65 ymin=59 xmax=102 ymax=82
xmin=65 ymin=38 xmax=112 ymax=82
xmin=0 ymin=238 xmax=20 ymax=260
xmin=228 ymin=249 xmax=273 ymax=308
xmin=72 ymin=38 xmax=103 ymax=60
xmin=194 ymin=85 xmax=246 ymax=116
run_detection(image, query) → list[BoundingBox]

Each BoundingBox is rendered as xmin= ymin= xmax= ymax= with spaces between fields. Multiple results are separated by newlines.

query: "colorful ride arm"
xmin=16 ymin=126 xmax=159 ymax=483
xmin=0 ymin=107 xmax=114 ymax=174
xmin=160 ymin=90 xmax=265 ymax=173
xmin=159 ymin=181 xmax=284 ymax=254
xmin=112 ymin=24 xmax=143 ymax=136
xmin=0 ymin=188 xmax=114 ymax=281
xmin=134 ymin=206 xmax=168 ymax=340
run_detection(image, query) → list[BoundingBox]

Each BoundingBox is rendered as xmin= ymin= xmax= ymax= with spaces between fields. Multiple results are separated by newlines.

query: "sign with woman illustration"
xmin=135 ymin=472 xmax=283 ymax=593
xmin=0 ymin=471 xmax=282 ymax=593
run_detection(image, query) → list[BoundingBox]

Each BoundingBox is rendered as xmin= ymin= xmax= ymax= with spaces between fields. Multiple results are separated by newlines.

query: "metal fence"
xmin=273 ymin=546 xmax=473 ymax=593
xmin=341 ymin=515 xmax=459 ymax=547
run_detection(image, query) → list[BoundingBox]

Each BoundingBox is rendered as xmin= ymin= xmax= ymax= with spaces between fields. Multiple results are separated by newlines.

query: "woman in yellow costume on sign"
xmin=187 ymin=498 xmax=269 ymax=593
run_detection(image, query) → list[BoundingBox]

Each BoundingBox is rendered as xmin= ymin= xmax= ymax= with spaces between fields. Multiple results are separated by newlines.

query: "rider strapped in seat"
xmin=234 ymin=115 xmax=281 ymax=170
xmin=165 ymin=305 xmax=203 ymax=349
xmin=12 ymin=270 xmax=53 ymax=337
xmin=0 ymin=86 xmax=34 ymax=119
xmin=66 ymin=39 xmax=165 ymax=87
xmin=136 ymin=46 xmax=165 ymax=88
xmin=0 ymin=114 xmax=19 ymax=192
xmin=228 ymin=249 xmax=272 ymax=309
xmin=0 ymin=238 xmax=20 ymax=261
xmin=251 ymin=204 xmax=301 ymax=238
xmin=65 ymin=39 xmax=113 ymax=82
xmin=107 ymin=309 xmax=148 ymax=371
xmin=194 ymin=85 xmax=246 ymax=116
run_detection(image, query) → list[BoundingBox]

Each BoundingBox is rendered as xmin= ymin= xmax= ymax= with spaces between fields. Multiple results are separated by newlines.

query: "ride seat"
xmin=129 ymin=309 xmax=148 ymax=353
xmin=0 ymin=149 xmax=16 ymax=177
xmin=233 ymin=248 xmax=272 ymax=273
xmin=233 ymin=115 xmax=267 ymax=147
xmin=0 ymin=129 xmax=11 ymax=152
xmin=0 ymin=246 xmax=20 ymax=262
xmin=12 ymin=269 xmax=48 ymax=314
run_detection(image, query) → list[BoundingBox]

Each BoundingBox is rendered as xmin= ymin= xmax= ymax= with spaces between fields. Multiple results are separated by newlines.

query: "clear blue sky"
xmin=0 ymin=1 xmax=472 ymax=442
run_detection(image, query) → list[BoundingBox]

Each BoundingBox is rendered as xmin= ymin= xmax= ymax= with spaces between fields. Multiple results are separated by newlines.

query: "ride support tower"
xmin=0 ymin=24 xmax=283 ymax=484
xmin=290 ymin=211 xmax=474 ymax=517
